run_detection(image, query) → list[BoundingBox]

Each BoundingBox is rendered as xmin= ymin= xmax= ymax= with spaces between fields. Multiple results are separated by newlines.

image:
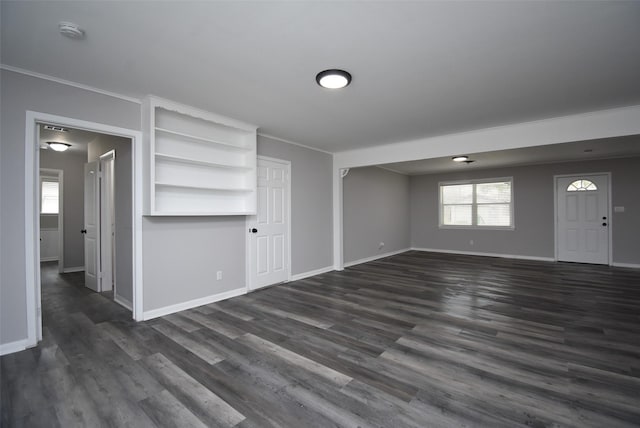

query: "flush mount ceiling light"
xmin=47 ymin=142 xmax=71 ymax=152
xmin=58 ymin=21 xmax=85 ymax=39
xmin=316 ymin=69 xmax=352 ymax=89
xmin=452 ymin=155 xmax=469 ymax=162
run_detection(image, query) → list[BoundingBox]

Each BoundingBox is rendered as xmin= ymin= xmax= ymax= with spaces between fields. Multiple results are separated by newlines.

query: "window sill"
xmin=439 ymin=225 xmax=515 ymax=231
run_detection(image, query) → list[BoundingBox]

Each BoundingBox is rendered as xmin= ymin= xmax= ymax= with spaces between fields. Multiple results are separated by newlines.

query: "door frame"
xmin=553 ymin=172 xmax=612 ymax=265
xmin=83 ymin=161 xmax=101 ymax=292
xmin=99 ymin=150 xmax=116 ymax=294
xmin=245 ymin=156 xmax=292 ymax=292
xmin=39 ymin=168 xmax=64 ymax=272
xmin=25 ymin=111 xmax=144 ymax=347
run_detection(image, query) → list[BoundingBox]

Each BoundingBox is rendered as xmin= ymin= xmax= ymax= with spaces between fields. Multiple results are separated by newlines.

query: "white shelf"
xmin=149 ymin=211 xmax=255 ymax=217
xmin=155 ymin=153 xmax=252 ymax=170
xmin=143 ymin=95 xmax=257 ymax=216
xmin=155 ymin=182 xmax=253 ymax=192
xmin=155 ymin=127 xmax=252 ymax=151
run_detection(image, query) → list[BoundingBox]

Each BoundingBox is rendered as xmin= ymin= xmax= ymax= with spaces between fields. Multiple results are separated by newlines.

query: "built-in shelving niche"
xmin=143 ymin=96 xmax=257 ymax=216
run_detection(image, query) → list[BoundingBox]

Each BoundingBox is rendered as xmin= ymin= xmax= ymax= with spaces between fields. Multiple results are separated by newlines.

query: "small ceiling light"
xmin=47 ymin=142 xmax=71 ymax=152
xmin=452 ymin=156 xmax=469 ymax=162
xmin=58 ymin=21 xmax=85 ymax=40
xmin=316 ymin=69 xmax=352 ymax=89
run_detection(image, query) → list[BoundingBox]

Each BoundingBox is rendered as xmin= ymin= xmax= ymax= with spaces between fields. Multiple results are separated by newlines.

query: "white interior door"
xmin=100 ymin=152 xmax=115 ymax=292
xmin=557 ymin=174 xmax=609 ymax=264
xmin=84 ymin=161 xmax=101 ymax=291
xmin=248 ymin=158 xmax=290 ymax=290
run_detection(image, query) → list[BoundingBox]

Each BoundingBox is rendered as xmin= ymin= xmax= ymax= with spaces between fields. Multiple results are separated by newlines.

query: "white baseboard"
xmin=411 ymin=247 xmax=555 ymax=262
xmin=344 ymin=248 xmax=411 ymax=268
xmin=114 ymin=294 xmax=133 ymax=311
xmin=612 ymin=262 xmax=640 ymax=269
xmin=142 ymin=287 xmax=247 ymax=321
xmin=63 ymin=266 xmax=84 ymax=273
xmin=290 ymin=265 xmax=334 ymax=281
xmin=40 ymin=257 xmax=59 ymax=262
xmin=0 ymin=338 xmax=28 ymax=356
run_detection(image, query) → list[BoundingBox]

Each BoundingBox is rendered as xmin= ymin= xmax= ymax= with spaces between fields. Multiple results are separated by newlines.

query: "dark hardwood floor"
xmin=2 ymin=252 xmax=640 ymax=427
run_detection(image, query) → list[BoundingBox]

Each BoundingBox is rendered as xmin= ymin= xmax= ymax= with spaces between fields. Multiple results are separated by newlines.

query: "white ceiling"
xmin=3 ymin=1 xmax=640 ymax=155
xmin=39 ymin=125 xmax=131 ymax=155
xmin=40 ymin=126 xmax=93 ymax=154
xmin=381 ymin=134 xmax=640 ymax=175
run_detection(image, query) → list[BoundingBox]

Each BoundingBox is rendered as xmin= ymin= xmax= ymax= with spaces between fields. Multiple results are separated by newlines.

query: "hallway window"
xmin=41 ymin=179 xmax=59 ymax=214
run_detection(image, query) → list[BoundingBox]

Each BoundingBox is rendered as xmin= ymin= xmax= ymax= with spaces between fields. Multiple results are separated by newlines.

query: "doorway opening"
xmin=26 ymin=111 xmax=144 ymax=348
xmin=39 ymin=125 xmax=131 ymax=306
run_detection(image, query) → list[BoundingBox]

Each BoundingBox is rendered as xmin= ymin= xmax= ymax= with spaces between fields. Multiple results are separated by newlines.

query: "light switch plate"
xmin=614 ymin=206 xmax=625 ymax=213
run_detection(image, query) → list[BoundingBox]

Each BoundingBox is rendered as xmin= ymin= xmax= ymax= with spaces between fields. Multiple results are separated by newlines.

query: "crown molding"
xmin=258 ymin=132 xmax=333 ymax=155
xmin=1 ymin=64 xmax=142 ymax=105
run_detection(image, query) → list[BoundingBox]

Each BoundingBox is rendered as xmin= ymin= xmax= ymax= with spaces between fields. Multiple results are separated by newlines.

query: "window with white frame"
xmin=41 ymin=179 xmax=59 ymax=214
xmin=439 ymin=178 xmax=513 ymax=228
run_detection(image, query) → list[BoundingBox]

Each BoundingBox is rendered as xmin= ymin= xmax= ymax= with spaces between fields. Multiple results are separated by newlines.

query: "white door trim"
xmin=245 ymin=156 xmax=292 ymax=292
xmin=25 ymin=111 xmax=144 ymax=348
xmin=99 ymin=150 xmax=116 ymax=294
xmin=332 ymin=164 xmax=345 ymax=271
xmin=553 ymin=172 xmax=612 ymax=265
xmin=39 ymin=168 xmax=64 ymax=273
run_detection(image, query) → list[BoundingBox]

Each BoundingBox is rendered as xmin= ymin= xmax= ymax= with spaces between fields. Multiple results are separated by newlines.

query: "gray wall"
xmin=39 ymin=149 xmax=86 ymax=268
xmin=40 ymin=215 xmax=58 ymax=229
xmin=257 ymin=135 xmax=334 ymax=275
xmin=0 ymin=70 xmax=338 ymax=348
xmin=143 ymin=135 xmax=333 ymax=311
xmin=343 ymin=167 xmax=410 ymax=264
xmin=88 ymin=135 xmax=134 ymax=304
xmin=142 ymin=217 xmax=246 ymax=311
xmin=410 ymin=157 xmax=640 ymax=264
xmin=1 ymin=69 xmax=141 ymax=345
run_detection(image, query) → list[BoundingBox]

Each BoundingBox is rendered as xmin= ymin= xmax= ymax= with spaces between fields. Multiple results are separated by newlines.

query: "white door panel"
xmin=248 ymin=158 xmax=290 ymax=290
xmin=84 ymin=161 xmax=100 ymax=291
xmin=557 ymin=174 xmax=609 ymax=264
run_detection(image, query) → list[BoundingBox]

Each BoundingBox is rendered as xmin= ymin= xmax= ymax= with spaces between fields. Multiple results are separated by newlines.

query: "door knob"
xmin=81 ymin=229 xmax=87 ymax=234
xmin=250 ymin=228 xmax=258 ymax=233
xmin=602 ymin=223 xmax=607 ymax=226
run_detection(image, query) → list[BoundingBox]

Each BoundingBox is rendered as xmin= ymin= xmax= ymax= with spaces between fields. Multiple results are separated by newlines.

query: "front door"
xmin=84 ymin=161 xmax=100 ymax=291
xmin=248 ymin=158 xmax=290 ymax=290
xmin=556 ymin=174 xmax=609 ymax=264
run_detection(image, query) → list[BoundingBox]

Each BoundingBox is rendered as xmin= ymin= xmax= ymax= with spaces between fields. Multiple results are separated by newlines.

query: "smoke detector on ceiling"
xmin=58 ymin=21 xmax=85 ymax=40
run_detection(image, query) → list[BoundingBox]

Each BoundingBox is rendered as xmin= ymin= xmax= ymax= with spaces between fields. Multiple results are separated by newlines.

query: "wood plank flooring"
xmin=2 ymin=252 xmax=640 ymax=427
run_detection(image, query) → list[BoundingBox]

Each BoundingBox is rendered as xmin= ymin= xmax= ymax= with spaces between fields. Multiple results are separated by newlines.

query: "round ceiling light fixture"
xmin=47 ymin=142 xmax=71 ymax=152
xmin=452 ymin=155 xmax=469 ymax=162
xmin=316 ymin=69 xmax=352 ymax=89
xmin=58 ymin=21 xmax=85 ymax=39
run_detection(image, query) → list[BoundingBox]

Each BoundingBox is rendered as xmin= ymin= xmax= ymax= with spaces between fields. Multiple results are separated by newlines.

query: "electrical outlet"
xmin=216 ymin=271 xmax=223 ymax=280
xmin=379 ymin=242 xmax=385 ymax=249
xmin=469 ymin=240 xmax=474 ymax=246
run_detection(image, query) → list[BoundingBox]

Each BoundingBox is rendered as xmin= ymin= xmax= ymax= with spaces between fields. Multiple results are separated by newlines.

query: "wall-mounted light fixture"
xmin=316 ymin=69 xmax=352 ymax=89
xmin=452 ymin=156 xmax=469 ymax=162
